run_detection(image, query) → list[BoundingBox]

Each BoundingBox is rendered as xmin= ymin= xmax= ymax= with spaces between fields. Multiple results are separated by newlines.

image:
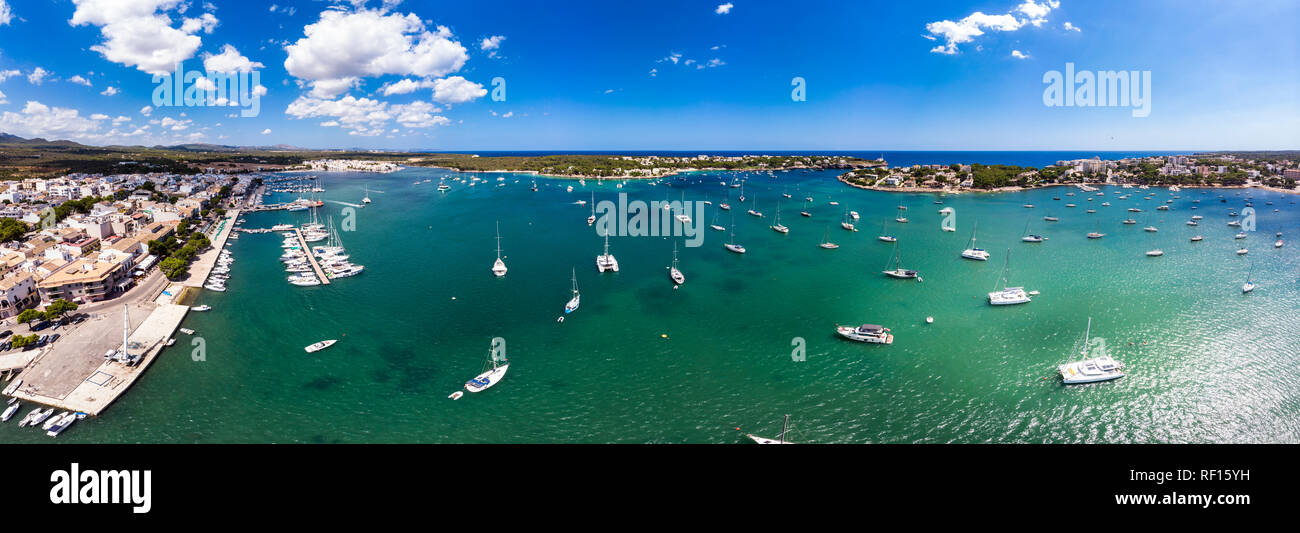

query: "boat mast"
xmin=496 ymin=221 xmax=503 ymax=260
xmin=1082 ymin=317 xmax=1092 ymax=358
xmin=779 ymin=414 xmax=789 ymax=444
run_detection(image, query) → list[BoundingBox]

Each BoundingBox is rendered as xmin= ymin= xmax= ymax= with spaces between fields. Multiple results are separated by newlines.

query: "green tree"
xmin=10 ymin=334 xmax=39 ymax=349
xmin=160 ymin=257 xmax=189 ymax=280
xmin=43 ymin=299 xmax=79 ymax=320
xmin=0 ymin=217 xmax=29 ymax=242
xmin=15 ymin=308 xmax=43 ymax=324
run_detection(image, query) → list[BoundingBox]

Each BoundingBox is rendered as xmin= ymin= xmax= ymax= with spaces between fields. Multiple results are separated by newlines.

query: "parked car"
xmin=31 ymin=320 xmax=52 ymax=331
xmin=0 ymin=329 xmax=11 ymax=338
xmin=37 ymin=335 xmax=49 ymax=346
xmin=0 ymin=341 xmax=11 ymax=351
xmin=49 ymin=333 xmax=60 ymax=343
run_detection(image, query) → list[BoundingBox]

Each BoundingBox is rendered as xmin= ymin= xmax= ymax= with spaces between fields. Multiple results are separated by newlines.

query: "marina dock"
xmin=294 ymin=228 xmax=331 ymax=285
xmin=185 ymin=209 xmax=241 ymax=288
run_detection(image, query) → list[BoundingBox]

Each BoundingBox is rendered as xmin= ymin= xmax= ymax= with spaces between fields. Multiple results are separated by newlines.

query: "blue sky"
xmin=0 ymin=0 xmax=1295 ymax=150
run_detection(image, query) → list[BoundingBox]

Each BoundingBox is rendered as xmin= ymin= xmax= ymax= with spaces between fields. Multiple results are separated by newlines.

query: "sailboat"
xmin=669 ymin=242 xmax=685 ymax=285
xmin=1242 ymin=263 xmax=1255 ymax=293
xmin=724 ymin=214 xmax=746 ymax=254
xmin=587 ymin=192 xmax=596 ymax=225
xmin=840 ymin=208 xmax=856 ymax=231
xmin=770 ymin=202 xmax=788 ymax=233
xmin=1058 ymin=318 xmax=1125 ymax=384
xmin=565 ymin=268 xmax=581 ymax=313
xmin=709 ymin=207 xmax=726 ymax=231
xmin=747 ymin=196 xmax=763 ymax=217
xmin=746 ymin=414 xmax=795 ymax=444
xmin=987 ymin=249 xmax=1031 ymax=305
xmin=894 ymin=205 xmax=909 ymax=223
xmin=719 ymin=190 xmax=731 ymax=211
xmin=1021 ymin=218 xmax=1045 ymax=242
xmin=882 ymin=242 xmax=919 ymax=279
xmin=1043 ymin=211 xmax=1059 ymax=222
xmin=819 ymin=228 xmax=839 ymax=249
xmin=1087 ymin=221 xmax=1105 ymax=239
xmin=531 ymin=179 xmax=538 ymax=192
xmin=596 ymin=233 xmax=619 ymax=272
xmin=877 ymin=219 xmax=896 ymax=242
xmin=738 ymin=181 xmax=746 ymax=203
xmin=799 ymin=199 xmax=811 ymax=217
xmin=674 ymin=191 xmax=691 ymax=224
xmin=464 ymin=342 xmax=509 ymax=393
xmin=1145 ymin=226 xmax=1163 ymax=256
xmin=960 ymin=221 xmax=989 ymax=260
xmin=492 ymin=222 xmax=508 ymax=277
xmin=362 ymin=184 xmax=371 ymax=204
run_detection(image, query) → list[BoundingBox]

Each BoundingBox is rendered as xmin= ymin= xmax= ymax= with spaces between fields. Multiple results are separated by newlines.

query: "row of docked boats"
xmin=3 ymin=398 xmax=81 ymax=436
xmin=204 ymin=248 xmax=235 ymax=292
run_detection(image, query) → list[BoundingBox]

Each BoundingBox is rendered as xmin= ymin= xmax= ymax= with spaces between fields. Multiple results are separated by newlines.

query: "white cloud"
xmin=203 ymin=44 xmax=264 ymax=72
xmin=68 ymin=75 xmax=93 ymax=86
xmin=27 ymin=67 xmax=49 ymax=85
xmin=380 ymin=78 xmax=435 ymax=96
xmin=285 ymin=94 xmax=394 ymax=136
xmin=1063 ymin=21 xmax=1081 ymax=32
xmin=925 ymin=1 xmax=1059 ymax=55
xmin=90 ymin=113 xmax=110 ymax=120
xmin=69 ymin=0 xmax=220 ymax=75
xmin=392 ymin=100 xmax=449 ymax=128
xmin=715 ymin=3 xmax=734 ymax=15
xmin=431 ymin=75 xmax=485 ymax=104
xmin=0 ymin=1 xmax=13 ymax=26
xmin=1011 ymin=49 xmax=1029 ymax=59
xmin=284 ymin=7 xmax=470 ymax=98
xmin=140 ymin=105 xmax=153 ymax=116
xmin=0 ymin=90 xmax=6 ymax=105
xmin=261 ymin=128 xmax=271 ymax=135
xmin=0 ymin=69 xmax=19 ymax=83
xmin=160 ymin=116 xmax=192 ymax=130
xmin=480 ymin=35 xmax=504 ymax=50
xmin=101 ymin=86 xmax=120 ymax=95
xmin=0 ymin=101 xmax=102 ymax=140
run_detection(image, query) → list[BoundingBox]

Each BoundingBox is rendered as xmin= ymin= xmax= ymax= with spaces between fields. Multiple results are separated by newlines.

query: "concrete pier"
xmin=293 ymin=228 xmax=331 ymax=285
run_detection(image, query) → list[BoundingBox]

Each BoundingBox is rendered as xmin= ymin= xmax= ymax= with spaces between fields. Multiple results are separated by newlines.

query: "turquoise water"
xmin=5 ymin=168 xmax=1299 ymax=443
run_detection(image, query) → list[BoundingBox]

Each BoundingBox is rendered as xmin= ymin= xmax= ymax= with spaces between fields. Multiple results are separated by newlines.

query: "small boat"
xmin=1275 ymin=239 xmax=1284 ymax=248
xmin=1234 ymin=232 xmax=1247 ymax=239
xmin=18 ymin=407 xmax=50 ymax=427
xmin=1144 ymin=226 xmax=1158 ymax=232
xmin=882 ymin=243 xmax=918 ymax=279
xmin=819 ymin=229 xmax=839 ymax=249
xmin=669 ymin=243 xmax=685 ymax=285
xmin=878 ymin=220 xmax=896 ymax=242
xmin=43 ymin=411 xmax=69 ymax=431
xmin=191 ymin=305 xmax=211 ymax=312
xmin=1236 ymin=248 xmax=1249 ymax=255
xmin=1191 ymin=235 xmax=1203 ymax=242
xmin=1087 ymin=221 xmax=1105 ymax=239
xmin=840 ymin=209 xmax=856 ymax=231
xmin=1021 ymin=219 xmax=1044 ymax=242
xmin=747 ymin=414 xmax=795 ymax=444
xmin=1242 ymin=264 xmax=1255 ymax=293
xmin=1 ymin=401 xmax=19 ymax=422
xmin=362 ymin=185 xmax=372 ymax=204
xmin=465 ymin=341 xmax=509 ymax=393
xmin=1146 ymin=250 xmax=1164 ymax=256
xmin=960 ymin=222 xmax=989 ymax=260
xmin=304 ymin=340 xmax=337 ymax=353
xmin=587 ymin=192 xmax=596 ymax=225
xmin=565 ymin=269 xmax=581 ymax=313
xmin=770 ymin=203 xmax=788 ymax=233
xmin=836 ymin=323 xmax=893 ymax=344
xmin=492 ymin=222 xmax=508 ymax=277
xmin=449 ymin=391 xmax=464 ymax=400
xmin=1058 ymin=318 xmax=1124 ymax=384
xmin=47 ymin=412 xmax=77 ymax=437
xmin=596 ymin=233 xmax=619 ymax=272
xmin=894 ymin=205 xmax=909 ymax=223
xmin=987 ymin=250 xmax=1031 ymax=305
xmin=724 ymin=215 xmax=746 ymax=254
xmin=179 ymin=328 xmax=195 ymax=335
xmin=800 ymin=200 xmax=811 ymax=217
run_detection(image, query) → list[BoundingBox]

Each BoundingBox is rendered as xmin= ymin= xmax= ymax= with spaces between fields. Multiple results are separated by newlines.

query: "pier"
xmin=294 ymin=228 xmax=331 ymax=285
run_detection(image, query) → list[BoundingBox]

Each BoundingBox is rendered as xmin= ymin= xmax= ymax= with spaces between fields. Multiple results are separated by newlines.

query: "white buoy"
xmin=926 ymin=316 xmax=934 ymax=324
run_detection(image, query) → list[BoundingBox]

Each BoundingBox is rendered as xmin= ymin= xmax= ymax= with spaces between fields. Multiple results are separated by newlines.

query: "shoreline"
xmin=835 ymin=173 xmax=1300 ymax=196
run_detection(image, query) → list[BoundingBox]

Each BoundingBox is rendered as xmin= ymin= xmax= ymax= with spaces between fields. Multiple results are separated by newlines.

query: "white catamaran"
xmin=987 ymin=249 xmax=1031 ymax=305
xmin=1058 ymin=318 xmax=1125 ymax=384
xmin=961 ymin=221 xmax=990 ymax=260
